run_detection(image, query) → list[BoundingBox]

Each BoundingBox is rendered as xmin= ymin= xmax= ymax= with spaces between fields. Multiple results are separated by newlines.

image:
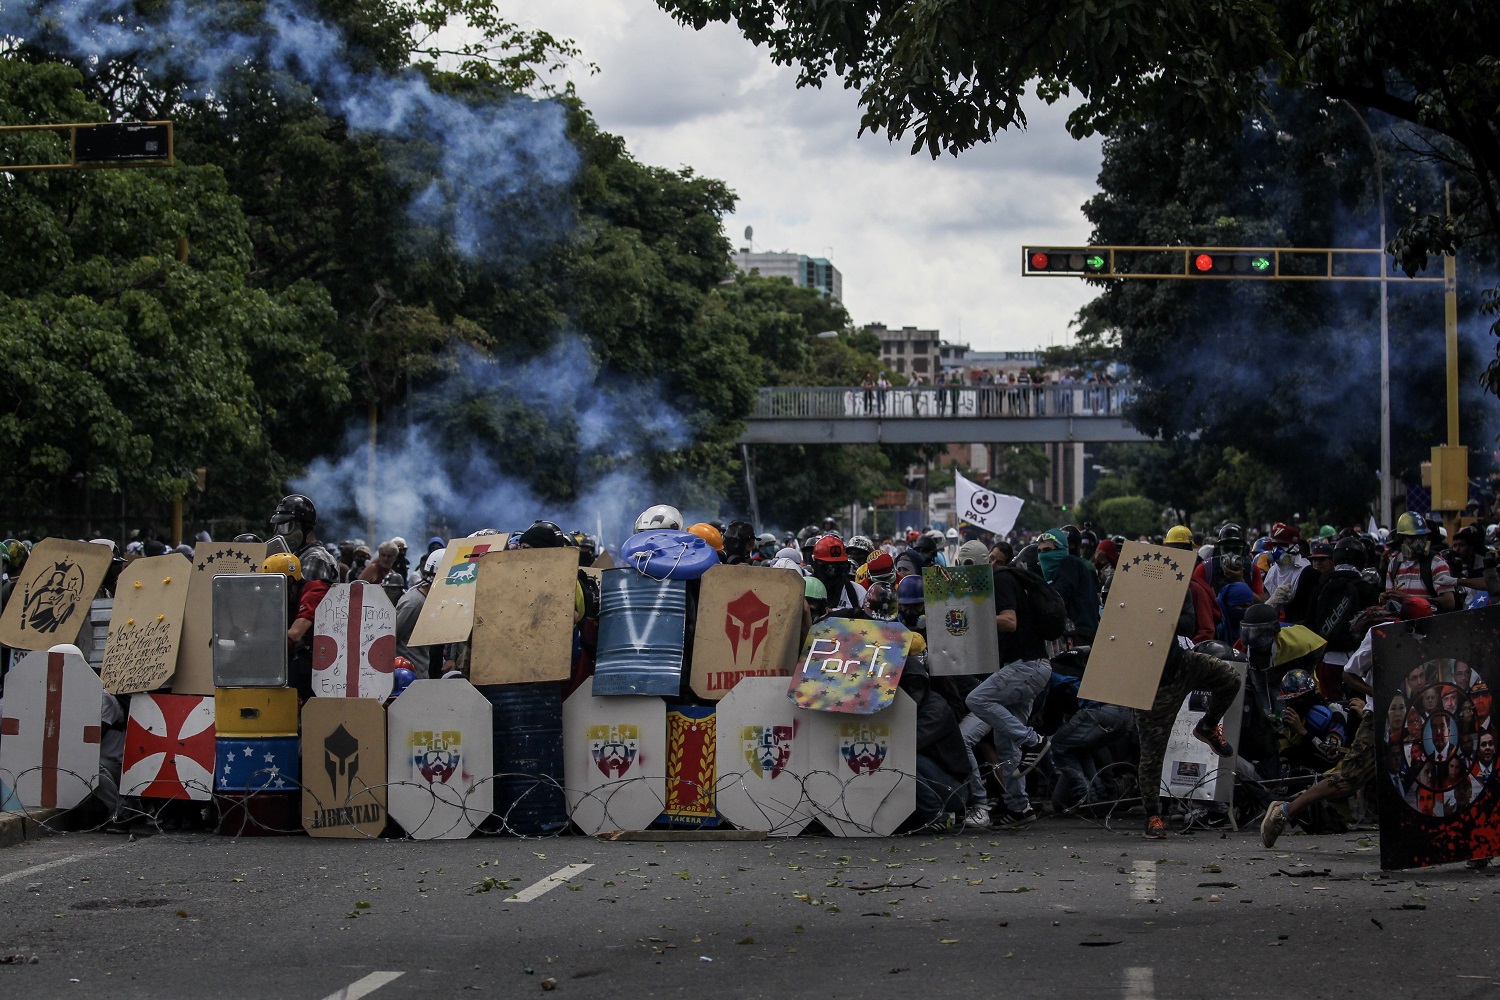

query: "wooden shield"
xmin=386 ymin=679 xmax=492 ymax=839
xmin=406 ymin=537 xmax=507 ymax=647
xmin=659 ymin=705 xmax=718 ymax=827
xmin=0 ymin=646 xmax=103 ymax=809
xmin=470 ymin=548 xmax=577 ymax=686
xmin=1160 ymin=660 xmax=1247 ymax=804
xmin=713 ymin=677 xmax=815 ymax=836
xmin=923 ymin=565 xmax=1000 ymax=676
xmin=311 ymin=582 xmax=398 ymax=699
xmin=120 ymin=693 xmax=216 ymax=801
xmin=174 ymin=542 xmax=265 ymax=695
xmin=803 ymin=689 xmax=916 ymax=837
xmin=788 ymin=618 xmax=914 ymax=714
xmin=100 ymin=553 xmax=192 ymax=695
xmin=302 ymin=698 xmax=388 ymax=839
xmin=0 ymin=539 xmax=113 ymax=650
xmin=1077 ymin=541 xmax=1194 ymax=710
xmin=562 ymin=680 xmax=666 ymax=834
xmin=689 ymin=565 xmax=804 ymax=700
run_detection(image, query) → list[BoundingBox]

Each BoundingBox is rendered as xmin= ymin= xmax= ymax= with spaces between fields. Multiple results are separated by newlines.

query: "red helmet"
xmin=866 ymin=550 xmax=895 ymax=579
xmin=813 ymin=535 xmax=846 ymax=564
xmin=905 ymin=529 xmax=921 ymax=543
xmin=1400 ymin=596 xmax=1434 ymax=620
xmin=1269 ymin=522 xmax=1299 ymax=545
xmin=393 ymin=656 xmax=414 ymax=671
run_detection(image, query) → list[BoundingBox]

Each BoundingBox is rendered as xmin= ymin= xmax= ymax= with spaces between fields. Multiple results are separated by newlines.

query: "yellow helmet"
xmin=687 ymin=522 xmax=724 ymax=551
xmin=260 ymin=552 xmax=303 ymax=580
xmin=1164 ymin=525 xmax=1194 ymax=547
xmin=1394 ymin=512 xmax=1427 ymax=537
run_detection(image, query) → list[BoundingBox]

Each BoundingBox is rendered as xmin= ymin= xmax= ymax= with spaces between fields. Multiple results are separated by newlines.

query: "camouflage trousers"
xmin=1135 ymin=649 xmax=1243 ymax=816
xmin=1324 ymin=710 xmax=1375 ymax=798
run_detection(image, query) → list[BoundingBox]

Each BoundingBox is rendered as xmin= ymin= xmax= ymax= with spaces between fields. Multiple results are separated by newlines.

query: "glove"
xmin=1267 ymin=583 xmax=1294 ymax=607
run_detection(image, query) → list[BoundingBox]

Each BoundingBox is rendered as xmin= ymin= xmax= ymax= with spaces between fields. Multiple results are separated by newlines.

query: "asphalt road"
xmin=0 ymin=819 xmax=1494 ymax=999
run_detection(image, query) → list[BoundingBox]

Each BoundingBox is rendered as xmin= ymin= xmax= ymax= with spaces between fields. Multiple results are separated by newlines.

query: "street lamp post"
xmin=1345 ymin=101 xmax=1392 ymax=528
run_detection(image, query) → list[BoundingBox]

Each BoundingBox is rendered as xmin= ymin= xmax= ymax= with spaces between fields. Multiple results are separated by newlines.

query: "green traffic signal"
xmin=1085 ymin=254 xmax=1106 ymax=272
xmin=1250 ymin=255 xmax=1271 ymax=273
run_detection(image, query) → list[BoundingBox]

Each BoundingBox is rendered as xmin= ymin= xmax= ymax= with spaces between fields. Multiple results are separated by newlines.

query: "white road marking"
xmin=320 ymin=971 xmax=404 ymax=1000
xmin=1130 ymin=860 xmax=1157 ymax=901
xmin=1123 ymin=966 xmax=1155 ymax=1000
xmin=0 ymin=843 xmax=133 ymax=887
xmin=506 ymin=862 xmax=594 ymax=902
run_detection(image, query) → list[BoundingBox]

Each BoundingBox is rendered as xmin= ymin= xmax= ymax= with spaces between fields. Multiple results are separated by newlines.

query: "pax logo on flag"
xmin=954 ymin=471 xmax=1024 ymax=535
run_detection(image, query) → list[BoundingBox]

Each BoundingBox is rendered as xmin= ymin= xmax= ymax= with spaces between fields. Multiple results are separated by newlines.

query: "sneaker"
xmin=1192 ymin=721 xmax=1235 ymax=758
xmin=1014 ymin=738 xmax=1052 ymax=777
xmin=991 ymin=806 xmax=1038 ymax=828
xmin=963 ymin=803 xmax=992 ymax=828
xmin=1143 ymin=814 xmax=1168 ymax=839
xmin=917 ymin=813 xmax=958 ymax=835
xmin=1465 ymin=857 xmax=1492 ymax=870
xmin=1260 ymin=801 xmax=1288 ymax=848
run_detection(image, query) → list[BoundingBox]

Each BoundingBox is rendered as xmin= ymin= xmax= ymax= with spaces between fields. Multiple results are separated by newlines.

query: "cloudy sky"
xmin=504 ymin=1 xmax=1105 ymax=353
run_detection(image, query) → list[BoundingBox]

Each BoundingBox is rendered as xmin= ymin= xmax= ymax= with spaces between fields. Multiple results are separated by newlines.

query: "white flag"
xmin=955 ymin=471 xmax=1023 ymax=535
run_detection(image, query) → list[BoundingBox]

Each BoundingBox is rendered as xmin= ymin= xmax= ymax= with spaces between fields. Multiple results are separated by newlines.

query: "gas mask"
xmin=1400 ymin=536 xmax=1428 ymax=560
xmin=274 ymin=521 xmax=306 ymax=552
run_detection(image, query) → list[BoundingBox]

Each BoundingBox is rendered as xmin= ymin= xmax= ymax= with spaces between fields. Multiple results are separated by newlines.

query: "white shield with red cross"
xmin=121 ymin=693 xmax=216 ymax=801
xmin=311 ymin=582 xmax=397 ymax=699
xmin=0 ymin=644 xmax=103 ymax=809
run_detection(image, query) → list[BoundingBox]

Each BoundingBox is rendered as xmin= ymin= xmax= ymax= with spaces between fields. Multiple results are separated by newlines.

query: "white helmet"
xmin=945 ymin=527 xmax=960 ymax=540
xmin=634 ymin=504 xmax=684 ymax=533
xmin=423 ymin=548 xmax=446 ymax=578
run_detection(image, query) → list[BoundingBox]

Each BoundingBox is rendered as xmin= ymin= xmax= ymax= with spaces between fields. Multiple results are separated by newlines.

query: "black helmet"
xmin=1193 ymin=639 xmax=1240 ymax=661
xmin=270 ymin=494 xmax=317 ymax=528
xmin=517 ymin=519 xmax=568 ymax=548
xmin=232 ymin=532 xmax=261 ymax=543
xmin=1332 ymin=537 xmax=1365 ymax=568
xmin=1217 ymin=523 xmax=1244 ymax=544
xmin=822 ymin=516 xmax=838 ymax=531
xmin=723 ymin=520 xmax=755 ymax=557
xmin=1240 ymin=602 xmax=1280 ymax=654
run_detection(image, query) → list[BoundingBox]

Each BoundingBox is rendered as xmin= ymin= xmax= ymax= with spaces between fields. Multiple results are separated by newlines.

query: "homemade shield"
xmin=1077 ymin=542 xmax=1193 ymax=710
xmin=405 ymin=537 xmax=506 ymax=648
xmin=787 ymin=618 xmax=913 ymax=714
xmin=562 ymin=680 xmax=667 ymax=834
xmin=311 ymin=581 xmax=398 ymax=699
xmin=0 ymin=645 xmax=103 ymax=809
xmin=659 ymin=704 xmax=718 ymax=827
xmin=211 ymin=574 xmax=288 ymax=688
xmin=0 ymin=538 xmax=114 ymax=651
xmin=1160 ymin=660 xmax=1247 ymax=804
xmin=120 ymin=693 xmax=216 ymax=800
xmin=301 ymin=698 xmax=388 ymax=838
xmin=922 ymin=565 xmax=999 ymax=676
xmin=386 ymin=679 xmax=493 ymax=840
xmin=173 ymin=542 xmax=265 ymax=696
xmin=469 ymin=548 xmax=577 ymax=686
xmin=689 ymin=565 xmax=804 ymax=700
xmin=803 ymin=689 xmax=917 ymax=837
xmin=592 ymin=569 xmax=688 ymax=696
xmin=100 ymin=553 xmax=192 ymax=695
xmin=712 ymin=677 xmax=815 ymax=836
xmin=1374 ymin=605 xmax=1500 ymax=870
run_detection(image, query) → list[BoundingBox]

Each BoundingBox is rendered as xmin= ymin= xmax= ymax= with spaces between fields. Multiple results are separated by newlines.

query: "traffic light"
xmin=74 ymin=122 xmax=171 ymax=163
xmin=1025 ymin=247 xmax=1108 ymax=275
xmin=1188 ymin=251 xmax=1273 ymax=277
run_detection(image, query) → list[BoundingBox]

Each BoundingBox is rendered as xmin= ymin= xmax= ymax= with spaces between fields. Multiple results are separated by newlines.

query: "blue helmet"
xmin=392 ymin=667 xmax=417 ymax=697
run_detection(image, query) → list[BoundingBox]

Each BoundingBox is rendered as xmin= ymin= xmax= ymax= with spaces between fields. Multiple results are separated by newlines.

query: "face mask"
xmin=274 ymin=522 xmax=305 ymax=552
xmin=1038 ymin=545 xmax=1067 ymax=581
xmin=899 ymin=609 xmax=922 ymax=628
xmin=1402 ymin=538 xmax=1427 ymax=559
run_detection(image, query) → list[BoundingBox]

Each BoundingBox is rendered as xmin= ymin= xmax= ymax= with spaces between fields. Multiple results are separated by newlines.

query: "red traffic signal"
xmin=1189 ymin=251 xmax=1274 ymax=276
xmin=1024 ymin=247 xmax=1108 ymax=274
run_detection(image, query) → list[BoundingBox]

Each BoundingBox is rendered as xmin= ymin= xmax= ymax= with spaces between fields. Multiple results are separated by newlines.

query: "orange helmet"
xmin=687 ymin=522 xmax=724 ymax=551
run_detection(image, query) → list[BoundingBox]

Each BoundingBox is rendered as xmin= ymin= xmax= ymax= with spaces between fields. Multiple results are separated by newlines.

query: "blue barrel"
xmin=593 ymin=569 xmax=688 ymax=696
xmin=478 ymin=682 xmax=568 ymax=836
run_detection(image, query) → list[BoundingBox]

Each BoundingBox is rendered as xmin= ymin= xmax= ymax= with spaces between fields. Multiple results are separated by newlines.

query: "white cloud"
xmin=506 ymin=1 xmax=1104 ymax=352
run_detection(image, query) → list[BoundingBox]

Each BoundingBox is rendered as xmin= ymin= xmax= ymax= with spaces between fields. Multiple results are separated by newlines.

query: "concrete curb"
xmin=0 ymin=808 xmax=63 ymax=849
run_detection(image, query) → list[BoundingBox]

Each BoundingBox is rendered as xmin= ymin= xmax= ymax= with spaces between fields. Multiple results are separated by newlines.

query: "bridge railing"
xmin=752 ymin=384 xmax=1134 ymax=420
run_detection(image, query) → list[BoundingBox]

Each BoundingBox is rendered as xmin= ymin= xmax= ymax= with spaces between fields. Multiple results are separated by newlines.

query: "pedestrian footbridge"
xmin=739 ymin=386 xmax=1154 ymax=445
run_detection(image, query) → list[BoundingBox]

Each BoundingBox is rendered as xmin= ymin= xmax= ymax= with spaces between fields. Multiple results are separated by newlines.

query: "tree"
xmin=0 ymin=60 xmax=346 ymax=531
xmin=1074 ymin=86 xmax=1492 ymax=524
xmin=658 ymin=0 xmax=1500 ymax=395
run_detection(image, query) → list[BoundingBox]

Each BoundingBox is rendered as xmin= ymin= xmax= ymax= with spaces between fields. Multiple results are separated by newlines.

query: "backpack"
xmin=997 ymin=565 xmax=1068 ymax=640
